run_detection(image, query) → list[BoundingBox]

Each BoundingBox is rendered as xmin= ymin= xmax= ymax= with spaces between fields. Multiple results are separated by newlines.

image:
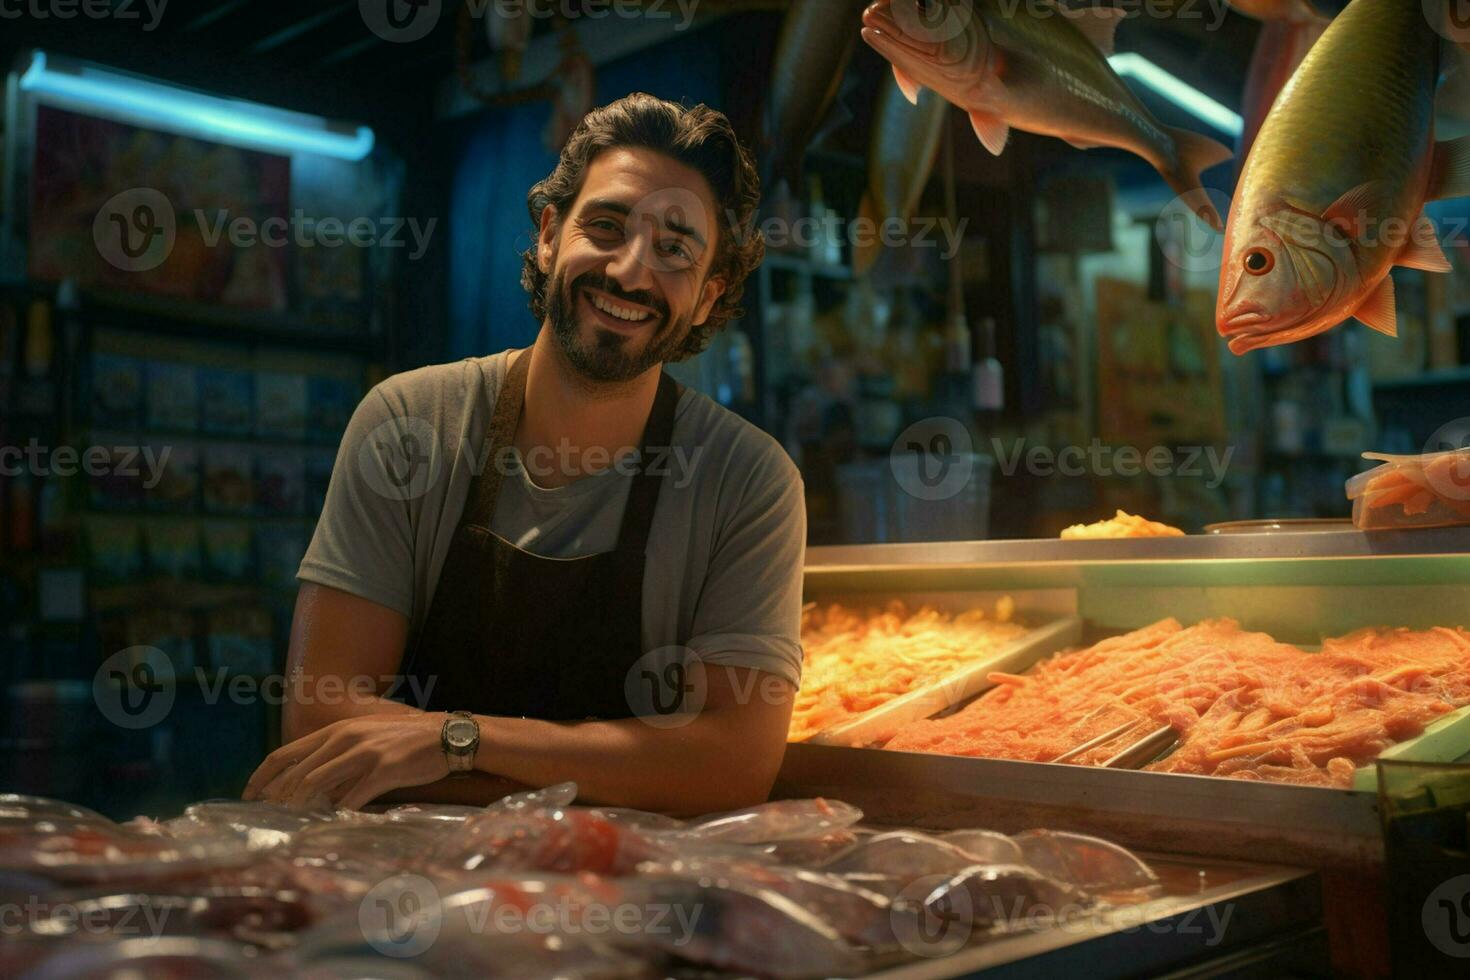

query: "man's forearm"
xmin=284 ymin=687 xmax=419 ymax=743
xmin=472 ymin=710 xmax=782 ymax=816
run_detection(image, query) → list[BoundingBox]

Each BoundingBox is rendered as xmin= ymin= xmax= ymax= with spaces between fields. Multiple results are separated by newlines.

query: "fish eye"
xmin=1243 ymin=248 xmax=1274 ymax=276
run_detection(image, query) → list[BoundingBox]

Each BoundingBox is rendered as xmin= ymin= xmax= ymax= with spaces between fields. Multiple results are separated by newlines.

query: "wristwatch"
xmin=440 ymin=711 xmax=480 ymax=778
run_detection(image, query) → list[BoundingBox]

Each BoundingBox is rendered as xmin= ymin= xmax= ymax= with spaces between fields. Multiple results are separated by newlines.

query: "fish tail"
xmin=1161 ymin=128 xmax=1234 ymax=231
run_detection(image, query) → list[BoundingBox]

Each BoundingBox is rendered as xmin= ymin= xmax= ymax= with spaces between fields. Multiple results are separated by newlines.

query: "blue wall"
xmin=449 ymin=27 xmax=725 ymax=359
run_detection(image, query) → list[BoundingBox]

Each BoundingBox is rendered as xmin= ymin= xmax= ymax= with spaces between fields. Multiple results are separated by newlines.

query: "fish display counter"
xmin=774 ymin=525 xmax=1470 ymax=976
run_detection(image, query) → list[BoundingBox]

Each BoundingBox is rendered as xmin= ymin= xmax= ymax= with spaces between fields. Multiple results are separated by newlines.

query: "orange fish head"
xmin=1216 ymin=206 xmax=1355 ymax=354
xmin=861 ymin=0 xmax=989 ymax=97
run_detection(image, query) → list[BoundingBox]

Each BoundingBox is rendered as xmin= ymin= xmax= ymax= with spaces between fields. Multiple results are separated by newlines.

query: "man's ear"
xmin=536 ymin=205 xmax=560 ymax=274
xmin=692 ymin=275 xmax=727 ymax=328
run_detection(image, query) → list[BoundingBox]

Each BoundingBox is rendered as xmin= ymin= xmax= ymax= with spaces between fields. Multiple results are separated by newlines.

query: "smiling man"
xmin=244 ymin=94 xmax=803 ymax=815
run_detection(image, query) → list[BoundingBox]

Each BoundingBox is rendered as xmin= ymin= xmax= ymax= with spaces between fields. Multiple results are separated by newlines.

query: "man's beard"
xmin=547 ymin=270 xmax=688 ymax=383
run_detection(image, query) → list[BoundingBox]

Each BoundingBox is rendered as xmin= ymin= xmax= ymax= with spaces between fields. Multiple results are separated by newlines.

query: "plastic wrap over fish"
xmin=292 ymin=874 xmax=650 ymax=979
xmin=665 ymin=797 xmax=864 ymax=844
xmin=825 ymin=829 xmax=1017 ymax=880
xmin=160 ymin=800 xmax=339 ymax=850
xmin=16 ymin=935 xmax=276 ymax=980
xmin=1011 ymin=829 xmax=1162 ymax=899
xmin=637 ymin=855 xmax=911 ymax=954
xmin=623 ymin=872 xmax=869 ymax=979
xmin=24 ymin=886 xmax=314 ymax=951
xmin=431 ymin=806 xmax=672 ymax=876
xmin=0 ymin=794 xmax=110 ymax=825
xmin=922 ymin=863 xmax=1091 ymax=932
xmin=0 ymin=822 xmax=261 ymax=886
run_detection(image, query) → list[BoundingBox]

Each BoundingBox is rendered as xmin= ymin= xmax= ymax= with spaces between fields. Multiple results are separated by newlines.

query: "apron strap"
xmin=461 ymin=349 xmax=683 ymax=543
xmin=461 ymin=348 xmax=531 ymax=528
xmin=617 ymin=369 xmax=682 ymax=556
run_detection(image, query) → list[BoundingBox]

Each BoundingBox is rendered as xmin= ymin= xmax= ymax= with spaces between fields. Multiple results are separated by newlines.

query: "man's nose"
xmin=604 ymin=229 xmax=657 ymax=295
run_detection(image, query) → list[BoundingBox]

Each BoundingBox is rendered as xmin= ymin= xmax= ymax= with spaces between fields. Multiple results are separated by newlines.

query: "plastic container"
xmin=1346 ymin=449 xmax=1470 ymax=530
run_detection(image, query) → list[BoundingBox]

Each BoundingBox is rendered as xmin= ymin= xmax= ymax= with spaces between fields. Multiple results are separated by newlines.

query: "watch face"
xmin=446 ymin=720 xmax=476 ymax=749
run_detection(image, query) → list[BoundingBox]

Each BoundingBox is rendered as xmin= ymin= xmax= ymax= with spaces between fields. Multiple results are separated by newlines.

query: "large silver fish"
xmin=1217 ymin=0 xmax=1470 ymax=353
xmin=764 ymin=0 xmax=873 ymax=190
xmin=861 ymin=0 xmax=1233 ymax=227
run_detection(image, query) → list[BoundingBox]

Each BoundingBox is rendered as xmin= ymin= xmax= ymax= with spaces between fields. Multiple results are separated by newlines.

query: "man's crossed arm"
xmin=243 ymin=583 xmax=795 ymax=816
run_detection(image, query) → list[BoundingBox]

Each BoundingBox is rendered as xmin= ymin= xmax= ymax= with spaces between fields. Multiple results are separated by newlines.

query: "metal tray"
xmin=807 ymin=615 xmax=1083 ymax=749
xmin=859 ymin=856 xmax=1323 ymax=980
xmin=1353 ymin=703 xmax=1470 ymax=791
xmin=797 ymin=590 xmax=1079 ymax=748
xmin=773 ymin=742 xmax=1383 ymax=873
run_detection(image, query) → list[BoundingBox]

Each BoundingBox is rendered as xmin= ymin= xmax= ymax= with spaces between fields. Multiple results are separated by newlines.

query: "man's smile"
xmin=581 ymin=285 xmax=660 ymax=332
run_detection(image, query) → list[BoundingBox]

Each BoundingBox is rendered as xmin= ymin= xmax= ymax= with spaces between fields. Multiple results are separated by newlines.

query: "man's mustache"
xmin=571 ymin=273 xmax=668 ymax=318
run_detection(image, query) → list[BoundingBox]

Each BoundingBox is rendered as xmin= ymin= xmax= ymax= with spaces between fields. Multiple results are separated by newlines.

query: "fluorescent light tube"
xmin=1108 ymin=53 xmax=1244 ymax=138
xmin=18 ymin=50 xmax=375 ymax=161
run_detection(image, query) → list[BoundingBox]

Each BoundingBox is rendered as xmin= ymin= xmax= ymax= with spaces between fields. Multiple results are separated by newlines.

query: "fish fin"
xmin=970 ymin=112 xmax=1010 ymax=156
xmin=1396 ymin=215 xmax=1453 ymax=272
xmin=1064 ymin=5 xmax=1127 ymax=57
xmin=1063 ymin=136 xmax=1107 ymax=150
xmin=1428 ymin=135 xmax=1470 ymax=202
xmin=1161 ymin=127 xmax=1232 ymax=231
xmin=1354 ymin=275 xmax=1398 ymax=337
xmin=1321 ymin=180 xmax=1394 ymax=238
xmin=893 ymin=66 xmax=923 ymax=107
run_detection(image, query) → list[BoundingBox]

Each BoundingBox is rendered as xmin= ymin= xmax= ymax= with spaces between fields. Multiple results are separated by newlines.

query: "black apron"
xmin=400 ymin=350 xmax=681 ymax=721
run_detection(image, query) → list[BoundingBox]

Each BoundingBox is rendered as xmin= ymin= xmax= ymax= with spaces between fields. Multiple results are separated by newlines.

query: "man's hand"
xmin=244 ymin=714 xmax=450 ymax=811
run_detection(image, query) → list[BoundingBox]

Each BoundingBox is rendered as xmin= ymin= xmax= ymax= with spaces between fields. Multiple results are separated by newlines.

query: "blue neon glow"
xmin=18 ymin=51 xmax=375 ymax=161
xmin=1108 ymin=53 xmax=1244 ymax=138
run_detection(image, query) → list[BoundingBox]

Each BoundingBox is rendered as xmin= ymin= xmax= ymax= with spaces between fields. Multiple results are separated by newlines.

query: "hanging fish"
xmin=485 ymin=2 xmax=533 ymax=82
xmin=853 ymin=81 xmax=949 ymax=275
xmin=765 ymin=0 xmax=873 ymax=191
xmin=1217 ymin=0 xmax=1470 ymax=353
xmin=1234 ymin=6 xmax=1330 ymax=170
xmin=545 ymin=29 xmax=596 ymax=153
xmin=861 ymin=0 xmax=1233 ymax=228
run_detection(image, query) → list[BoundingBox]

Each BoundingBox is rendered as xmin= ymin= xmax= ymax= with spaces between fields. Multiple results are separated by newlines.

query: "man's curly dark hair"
xmin=521 ymin=92 xmax=765 ymax=362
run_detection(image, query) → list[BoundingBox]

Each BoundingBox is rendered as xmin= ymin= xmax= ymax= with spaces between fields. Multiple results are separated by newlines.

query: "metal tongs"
xmin=1053 ymin=718 xmax=1180 ymax=769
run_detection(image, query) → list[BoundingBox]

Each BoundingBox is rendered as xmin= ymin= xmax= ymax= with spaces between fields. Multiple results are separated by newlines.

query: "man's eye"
xmin=659 ymin=240 xmax=692 ymax=261
xmin=588 ymin=218 xmax=622 ymax=236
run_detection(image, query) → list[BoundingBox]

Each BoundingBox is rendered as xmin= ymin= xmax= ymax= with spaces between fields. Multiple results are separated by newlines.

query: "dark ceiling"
xmin=0 ymin=0 xmax=1331 ymax=153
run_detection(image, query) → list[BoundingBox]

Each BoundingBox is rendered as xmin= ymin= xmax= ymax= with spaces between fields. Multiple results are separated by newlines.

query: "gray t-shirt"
xmin=298 ymin=349 xmax=806 ymax=688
